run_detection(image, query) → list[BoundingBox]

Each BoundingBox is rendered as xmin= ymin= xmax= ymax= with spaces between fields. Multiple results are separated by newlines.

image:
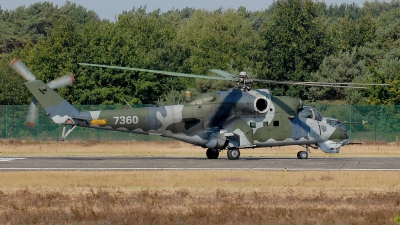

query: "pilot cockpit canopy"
xmin=300 ymin=106 xmax=323 ymax=121
xmin=326 ymin=119 xmax=347 ymax=132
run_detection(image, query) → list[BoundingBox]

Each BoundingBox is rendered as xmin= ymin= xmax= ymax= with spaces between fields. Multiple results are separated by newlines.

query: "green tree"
xmin=260 ymin=0 xmax=331 ymax=99
xmin=176 ymin=8 xmax=263 ymax=92
xmin=309 ymin=49 xmax=370 ymax=103
xmin=0 ymin=1 xmax=100 ymax=55
xmin=4 ymin=0 xmax=400 ymax=106
xmin=0 ymin=53 xmax=31 ymax=105
xmin=362 ymin=0 xmax=400 ymax=18
xmin=327 ymin=14 xmax=376 ymax=52
xmin=355 ymin=12 xmax=400 ymax=104
xmin=320 ymin=3 xmax=361 ymax=19
xmin=361 ymin=69 xmax=400 ymax=105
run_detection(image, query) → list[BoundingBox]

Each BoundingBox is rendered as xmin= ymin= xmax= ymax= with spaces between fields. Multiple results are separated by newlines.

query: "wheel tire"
xmin=298 ymin=151 xmax=308 ymax=159
xmin=227 ymin=148 xmax=240 ymax=160
xmin=206 ymin=148 xmax=219 ymax=159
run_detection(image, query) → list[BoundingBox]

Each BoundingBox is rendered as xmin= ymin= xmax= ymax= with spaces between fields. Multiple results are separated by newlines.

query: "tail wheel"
xmin=227 ymin=148 xmax=240 ymax=160
xmin=206 ymin=148 xmax=219 ymax=159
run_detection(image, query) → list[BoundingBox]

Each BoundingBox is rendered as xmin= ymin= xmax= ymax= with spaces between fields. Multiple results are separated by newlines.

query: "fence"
xmin=1 ymin=104 xmax=399 ymax=142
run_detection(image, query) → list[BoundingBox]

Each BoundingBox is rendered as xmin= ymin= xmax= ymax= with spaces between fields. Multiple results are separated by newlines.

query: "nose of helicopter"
xmin=329 ymin=120 xmax=349 ymax=144
xmin=332 ymin=130 xmax=348 ymax=143
xmin=319 ymin=119 xmax=350 ymax=153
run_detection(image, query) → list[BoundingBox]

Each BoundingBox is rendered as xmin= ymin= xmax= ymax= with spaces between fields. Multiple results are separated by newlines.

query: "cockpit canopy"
xmin=300 ymin=106 xmax=323 ymax=121
xmin=326 ymin=119 xmax=347 ymax=132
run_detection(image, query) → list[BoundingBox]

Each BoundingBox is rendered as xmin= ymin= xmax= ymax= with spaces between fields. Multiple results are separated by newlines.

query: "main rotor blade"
xmin=210 ymin=69 xmax=236 ymax=79
xmin=79 ymin=63 xmax=232 ymax=81
xmin=10 ymin=58 xmax=36 ymax=81
xmin=253 ymin=79 xmax=367 ymax=88
xmin=300 ymin=81 xmax=389 ymax=86
xmin=78 ymin=63 xmax=388 ymax=88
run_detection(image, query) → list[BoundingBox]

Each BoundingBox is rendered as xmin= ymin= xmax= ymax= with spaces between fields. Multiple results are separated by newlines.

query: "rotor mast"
xmin=237 ymin=71 xmax=253 ymax=91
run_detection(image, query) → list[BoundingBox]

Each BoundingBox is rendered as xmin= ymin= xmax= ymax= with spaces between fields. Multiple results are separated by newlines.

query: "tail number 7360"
xmin=114 ymin=116 xmax=139 ymax=125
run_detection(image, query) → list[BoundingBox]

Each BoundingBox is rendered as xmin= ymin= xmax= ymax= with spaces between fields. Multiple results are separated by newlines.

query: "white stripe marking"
xmin=0 ymin=158 xmax=26 ymax=162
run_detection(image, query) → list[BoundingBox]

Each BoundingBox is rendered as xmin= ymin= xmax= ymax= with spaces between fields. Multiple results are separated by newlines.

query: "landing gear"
xmin=206 ymin=148 xmax=241 ymax=160
xmin=62 ymin=125 xmax=77 ymax=141
xmin=227 ymin=148 xmax=240 ymax=160
xmin=206 ymin=148 xmax=219 ymax=159
xmin=297 ymin=145 xmax=313 ymax=159
xmin=297 ymin=151 xmax=308 ymax=159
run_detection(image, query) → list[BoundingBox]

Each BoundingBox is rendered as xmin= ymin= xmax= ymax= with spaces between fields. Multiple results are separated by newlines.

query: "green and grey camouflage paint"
xmin=24 ymin=79 xmax=349 ymax=158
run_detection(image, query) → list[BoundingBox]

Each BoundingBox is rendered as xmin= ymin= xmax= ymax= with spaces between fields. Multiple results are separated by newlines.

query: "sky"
xmin=1 ymin=0 xmax=373 ymax=21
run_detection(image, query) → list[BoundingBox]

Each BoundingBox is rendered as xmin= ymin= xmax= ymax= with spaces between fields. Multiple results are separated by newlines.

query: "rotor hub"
xmin=239 ymin=71 xmax=247 ymax=78
xmin=236 ymin=71 xmax=253 ymax=91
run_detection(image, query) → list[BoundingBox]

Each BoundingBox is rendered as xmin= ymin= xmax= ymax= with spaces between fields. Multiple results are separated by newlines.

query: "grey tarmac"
xmin=1 ymin=157 xmax=400 ymax=171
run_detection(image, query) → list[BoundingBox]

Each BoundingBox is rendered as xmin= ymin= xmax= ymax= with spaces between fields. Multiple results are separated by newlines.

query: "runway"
xmin=1 ymin=156 xmax=400 ymax=171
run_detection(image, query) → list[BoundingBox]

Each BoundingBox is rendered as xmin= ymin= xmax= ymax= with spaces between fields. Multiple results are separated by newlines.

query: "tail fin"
xmin=24 ymin=80 xmax=80 ymax=124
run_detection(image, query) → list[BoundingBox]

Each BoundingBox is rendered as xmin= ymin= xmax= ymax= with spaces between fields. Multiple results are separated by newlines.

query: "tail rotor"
xmin=10 ymin=58 xmax=75 ymax=126
xmin=10 ymin=58 xmax=36 ymax=81
xmin=47 ymin=73 xmax=75 ymax=89
xmin=26 ymin=98 xmax=38 ymax=127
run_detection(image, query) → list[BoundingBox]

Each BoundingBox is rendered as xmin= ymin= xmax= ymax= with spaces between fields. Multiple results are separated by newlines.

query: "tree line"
xmin=0 ymin=0 xmax=399 ymax=106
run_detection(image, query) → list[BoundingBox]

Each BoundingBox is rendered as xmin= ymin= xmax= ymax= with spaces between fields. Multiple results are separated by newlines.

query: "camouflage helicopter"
xmin=10 ymin=58 xmax=387 ymax=160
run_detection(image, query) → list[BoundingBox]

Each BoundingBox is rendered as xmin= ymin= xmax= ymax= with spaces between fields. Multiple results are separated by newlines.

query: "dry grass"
xmin=1 ymin=188 xmax=400 ymax=225
xmin=1 ymin=171 xmax=400 ymax=224
xmin=1 ymin=171 xmax=400 ymax=193
xmin=1 ymin=139 xmax=400 ymax=158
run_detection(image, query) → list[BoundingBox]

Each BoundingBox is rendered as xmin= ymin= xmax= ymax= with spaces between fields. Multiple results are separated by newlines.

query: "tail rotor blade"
xmin=26 ymin=98 xmax=38 ymax=127
xmin=10 ymin=58 xmax=75 ymax=126
xmin=9 ymin=58 xmax=36 ymax=81
xmin=47 ymin=73 xmax=75 ymax=89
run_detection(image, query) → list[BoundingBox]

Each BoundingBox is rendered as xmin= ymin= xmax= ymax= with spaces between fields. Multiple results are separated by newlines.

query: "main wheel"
xmin=206 ymin=148 xmax=219 ymax=159
xmin=227 ymin=148 xmax=240 ymax=160
xmin=297 ymin=151 xmax=308 ymax=159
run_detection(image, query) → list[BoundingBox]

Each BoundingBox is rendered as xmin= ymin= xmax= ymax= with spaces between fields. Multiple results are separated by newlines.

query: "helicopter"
xmin=10 ymin=58 xmax=388 ymax=160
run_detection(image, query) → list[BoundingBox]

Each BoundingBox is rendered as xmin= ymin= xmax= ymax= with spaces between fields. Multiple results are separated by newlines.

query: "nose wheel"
xmin=227 ymin=148 xmax=240 ymax=160
xmin=297 ymin=151 xmax=308 ymax=159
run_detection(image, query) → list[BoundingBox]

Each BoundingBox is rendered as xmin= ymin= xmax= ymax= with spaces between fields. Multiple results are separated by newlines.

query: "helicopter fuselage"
xmin=23 ymin=79 xmax=348 ymax=159
xmin=64 ymin=88 xmax=349 ymax=153
xmin=10 ymin=57 xmax=379 ymax=160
